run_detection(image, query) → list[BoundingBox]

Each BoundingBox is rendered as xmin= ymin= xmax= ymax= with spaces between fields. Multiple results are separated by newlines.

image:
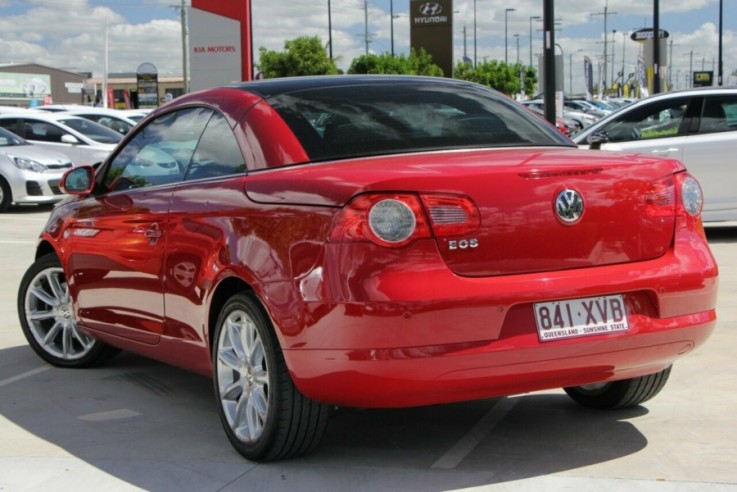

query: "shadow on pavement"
xmin=0 ymin=343 xmax=649 ymax=491
xmin=705 ymin=225 xmax=737 ymax=244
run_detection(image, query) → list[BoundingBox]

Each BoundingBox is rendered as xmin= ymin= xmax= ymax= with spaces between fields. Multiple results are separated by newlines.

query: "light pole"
xmin=390 ymin=0 xmax=394 ymax=56
xmin=611 ymin=29 xmax=617 ymax=89
xmin=514 ymin=34 xmax=520 ymax=64
xmin=327 ymin=0 xmax=333 ymax=60
xmin=505 ymin=8 xmax=515 ymax=64
xmin=529 ymin=16 xmax=541 ymax=67
xmin=473 ymin=0 xmax=478 ymax=67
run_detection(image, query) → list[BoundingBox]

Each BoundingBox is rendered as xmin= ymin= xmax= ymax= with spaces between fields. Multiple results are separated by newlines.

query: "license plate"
xmin=534 ymin=295 xmax=629 ymax=342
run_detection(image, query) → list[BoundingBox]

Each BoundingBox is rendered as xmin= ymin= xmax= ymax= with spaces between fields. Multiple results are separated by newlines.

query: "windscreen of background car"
xmin=268 ymin=82 xmax=573 ymax=162
xmin=0 ymin=127 xmax=27 ymax=146
xmin=58 ymin=118 xmax=123 ymax=145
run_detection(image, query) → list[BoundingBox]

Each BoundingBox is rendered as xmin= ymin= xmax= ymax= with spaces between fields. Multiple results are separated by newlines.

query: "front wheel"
xmin=17 ymin=253 xmax=119 ymax=367
xmin=564 ymin=366 xmax=672 ymax=409
xmin=212 ymin=292 xmax=330 ymax=461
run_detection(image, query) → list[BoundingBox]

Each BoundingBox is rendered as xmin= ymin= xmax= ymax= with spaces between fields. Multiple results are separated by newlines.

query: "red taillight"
xmin=330 ymin=193 xmax=480 ymax=247
xmin=330 ymin=193 xmax=432 ymax=247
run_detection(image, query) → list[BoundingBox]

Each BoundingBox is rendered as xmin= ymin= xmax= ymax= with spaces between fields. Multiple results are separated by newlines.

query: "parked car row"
xmin=0 ymin=106 xmax=150 ymax=212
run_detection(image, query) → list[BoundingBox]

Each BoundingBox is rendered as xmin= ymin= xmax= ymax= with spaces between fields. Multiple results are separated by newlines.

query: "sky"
xmin=1 ymin=0 xmax=735 ymax=96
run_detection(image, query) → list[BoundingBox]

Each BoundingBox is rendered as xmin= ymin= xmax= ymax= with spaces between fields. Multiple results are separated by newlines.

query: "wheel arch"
xmin=35 ymin=240 xmax=57 ymax=261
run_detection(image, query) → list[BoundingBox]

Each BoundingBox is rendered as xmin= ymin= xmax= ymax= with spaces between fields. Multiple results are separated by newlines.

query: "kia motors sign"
xmin=410 ymin=0 xmax=453 ymax=77
xmin=630 ymin=28 xmax=669 ymax=43
xmin=190 ymin=0 xmax=253 ymax=92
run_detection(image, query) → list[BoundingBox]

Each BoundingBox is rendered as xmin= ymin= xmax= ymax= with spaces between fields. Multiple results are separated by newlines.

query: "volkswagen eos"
xmin=17 ymin=76 xmax=718 ymax=461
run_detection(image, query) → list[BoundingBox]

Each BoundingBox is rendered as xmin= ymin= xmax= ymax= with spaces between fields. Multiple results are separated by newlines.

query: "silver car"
xmin=573 ymin=87 xmax=737 ymax=223
xmin=0 ymin=127 xmax=72 ymax=212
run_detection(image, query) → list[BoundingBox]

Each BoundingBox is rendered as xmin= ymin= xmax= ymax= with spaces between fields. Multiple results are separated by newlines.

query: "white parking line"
xmin=0 ymin=366 xmax=51 ymax=388
xmin=78 ymin=409 xmax=142 ymax=422
xmin=430 ymin=396 xmax=520 ymax=470
xmin=0 ymin=240 xmax=37 ymax=244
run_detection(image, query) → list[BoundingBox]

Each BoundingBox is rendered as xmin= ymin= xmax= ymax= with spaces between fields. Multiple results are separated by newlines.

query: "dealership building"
xmin=0 ymin=63 xmax=184 ymax=109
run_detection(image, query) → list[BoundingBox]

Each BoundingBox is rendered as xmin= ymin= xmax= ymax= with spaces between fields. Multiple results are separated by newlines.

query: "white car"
xmin=0 ymin=112 xmax=121 ymax=166
xmin=0 ymin=126 xmax=72 ymax=211
xmin=573 ymin=87 xmax=737 ymax=222
xmin=118 ymin=109 xmax=153 ymax=122
xmin=59 ymin=108 xmax=139 ymax=135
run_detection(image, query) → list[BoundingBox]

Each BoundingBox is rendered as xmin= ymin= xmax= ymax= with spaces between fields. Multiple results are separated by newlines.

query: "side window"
xmin=603 ymin=98 xmax=690 ymax=142
xmin=103 ymin=107 xmax=213 ymax=191
xmin=0 ymin=119 xmax=21 ymax=137
xmin=25 ymin=121 xmax=66 ymax=142
xmin=698 ymin=97 xmax=737 ymax=134
xmin=184 ymin=112 xmax=246 ymax=180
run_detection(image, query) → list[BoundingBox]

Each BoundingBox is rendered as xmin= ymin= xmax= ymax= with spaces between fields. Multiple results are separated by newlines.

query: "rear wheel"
xmin=212 ymin=292 xmax=330 ymax=461
xmin=18 ymin=253 xmax=119 ymax=367
xmin=564 ymin=366 xmax=672 ymax=409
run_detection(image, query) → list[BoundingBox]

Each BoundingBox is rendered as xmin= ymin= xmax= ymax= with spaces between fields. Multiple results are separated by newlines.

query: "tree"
xmin=348 ymin=49 xmax=443 ymax=76
xmin=258 ymin=36 xmax=337 ymax=78
xmin=454 ymin=60 xmax=537 ymax=96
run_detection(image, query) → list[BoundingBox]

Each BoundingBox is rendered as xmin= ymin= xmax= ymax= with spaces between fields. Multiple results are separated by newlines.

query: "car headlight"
xmin=11 ymin=156 xmax=48 ymax=173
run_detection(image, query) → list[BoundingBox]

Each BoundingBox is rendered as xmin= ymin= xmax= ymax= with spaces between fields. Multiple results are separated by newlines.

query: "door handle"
xmin=133 ymin=223 xmax=163 ymax=244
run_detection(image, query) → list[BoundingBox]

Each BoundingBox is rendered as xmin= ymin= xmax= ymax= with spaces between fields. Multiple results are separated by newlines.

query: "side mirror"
xmin=60 ymin=166 xmax=95 ymax=195
xmin=61 ymin=134 xmax=80 ymax=144
xmin=587 ymin=131 xmax=609 ymax=150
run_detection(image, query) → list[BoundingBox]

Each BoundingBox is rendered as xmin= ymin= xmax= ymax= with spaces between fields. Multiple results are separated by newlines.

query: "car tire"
xmin=564 ymin=366 xmax=672 ymax=409
xmin=212 ymin=292 xmax=330 ymax=461
xmin=0 ymin=176 xmax=11 ymax=212
xmin=17 ymin=253 xmax=120 ymax=367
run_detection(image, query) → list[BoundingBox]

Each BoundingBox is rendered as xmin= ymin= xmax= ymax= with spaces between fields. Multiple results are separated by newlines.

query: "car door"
xmin=583 ymin=96 xmax=695 ymax=162
xmin=67 ymin=107 xmax=212 ymax=344
xmin=680 ymin=94 xmax=737 ymax=221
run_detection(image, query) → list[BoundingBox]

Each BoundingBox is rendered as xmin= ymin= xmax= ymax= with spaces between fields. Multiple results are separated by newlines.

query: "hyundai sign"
xmin=410 ymin=0 xmax=453 ymax=77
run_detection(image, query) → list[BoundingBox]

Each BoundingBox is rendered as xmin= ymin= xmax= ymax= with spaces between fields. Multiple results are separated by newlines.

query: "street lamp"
xmin=390 ymin=0 xmax=395 ymax=56
xmin=327 ymin=0 xmax=333 ymax=60
xmin=514 ymin=33 xmax=520 ymax=64
xmin=473 ymin=0 xmax=478 ymax=67
xmin=529 ymin=16 xmax=541 ymax=67
xmin=505 ymin=8 xmax=515 ymax=64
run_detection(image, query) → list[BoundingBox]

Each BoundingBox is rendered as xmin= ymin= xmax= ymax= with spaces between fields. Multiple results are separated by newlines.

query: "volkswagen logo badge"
xmin=555 ymin=188 xmax=584 ymax=224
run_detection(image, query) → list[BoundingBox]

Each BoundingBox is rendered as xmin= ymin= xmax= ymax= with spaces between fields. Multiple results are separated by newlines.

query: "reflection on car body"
xmin=574 ymin=87 xmax=737 ymax=222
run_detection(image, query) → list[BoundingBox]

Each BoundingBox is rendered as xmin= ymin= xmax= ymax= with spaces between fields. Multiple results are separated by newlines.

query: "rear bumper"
xmin=284 ymin=313 xmax=714 ymax=407
xmin=267 ymin=229 xmax=718 ymax=408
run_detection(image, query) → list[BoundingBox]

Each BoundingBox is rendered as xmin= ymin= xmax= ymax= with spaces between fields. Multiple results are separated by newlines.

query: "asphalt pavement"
xmin=1 ymin=205 xmax=736 ymax=492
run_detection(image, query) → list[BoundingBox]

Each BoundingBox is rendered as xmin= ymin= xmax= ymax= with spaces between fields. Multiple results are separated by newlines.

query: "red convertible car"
xmin=18 ymin=76 xmax=718 ymax=461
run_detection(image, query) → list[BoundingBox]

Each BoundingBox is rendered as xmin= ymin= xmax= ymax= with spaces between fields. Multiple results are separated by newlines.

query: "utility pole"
xmin=591 ymin=0 xmax=617 ymax=95
xmin=180 ymin=0 xmax=189 ymax=94
xmin=653 ymin=0 xmax=661 ymax=93
xmin=328 ymin=0 xmax=333 ymax=59
xmin=718 ymin=0 xmax=723 ymax=85
xmin=543 ymin=0 xmax=556 ymax=125
xmin=364 ymin=0 xmax=369 ymax=56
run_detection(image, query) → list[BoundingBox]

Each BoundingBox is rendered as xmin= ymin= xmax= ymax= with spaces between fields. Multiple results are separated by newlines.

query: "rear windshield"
xmin=267 ymin=81 xmax=572 ymax=162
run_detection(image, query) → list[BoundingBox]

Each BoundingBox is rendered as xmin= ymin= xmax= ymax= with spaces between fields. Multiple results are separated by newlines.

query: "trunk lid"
xmin=245 ymin=148 xmax=683 ymax=277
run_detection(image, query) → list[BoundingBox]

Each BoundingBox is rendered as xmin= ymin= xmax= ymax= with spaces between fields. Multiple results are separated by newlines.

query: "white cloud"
xmin=0 ymin=0 xmax=734 ymax=88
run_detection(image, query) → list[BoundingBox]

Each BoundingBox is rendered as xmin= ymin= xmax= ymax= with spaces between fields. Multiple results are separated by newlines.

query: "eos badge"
xmin=449 ymin=239 xmax=478 ymax=250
